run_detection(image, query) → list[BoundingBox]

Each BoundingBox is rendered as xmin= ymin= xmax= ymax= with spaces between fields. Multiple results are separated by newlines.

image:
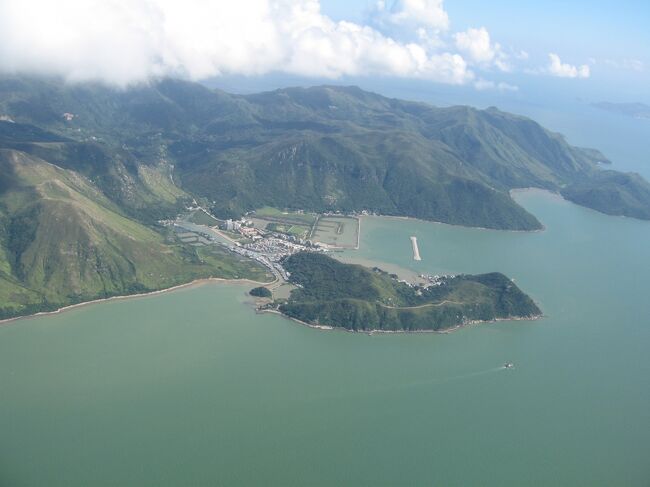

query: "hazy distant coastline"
xmin=592 ymin=101 xmax=650 ymax=119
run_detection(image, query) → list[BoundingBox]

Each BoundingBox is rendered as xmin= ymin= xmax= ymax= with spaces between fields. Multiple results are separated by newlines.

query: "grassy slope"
xmin=0 ymin=149 xmax=271 ymax=320
xmin=279 ymin=253 xmax=541 ymax=331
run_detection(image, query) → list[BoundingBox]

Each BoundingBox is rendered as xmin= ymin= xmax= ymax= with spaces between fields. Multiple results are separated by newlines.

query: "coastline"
xmin=0 ymin=276 xmax=271 ymax=327
xmin=1 ymin=259 xmax=544 ymax=336
xmin=363 ymin=188 xmax=553 ymax=233
xmin=258 ymin=308 xmax=543 ymax=335
xmin=2 ymin=191 xmax=553 ymax=329
xmin=363 ymin=212 xmax=547 ymax=234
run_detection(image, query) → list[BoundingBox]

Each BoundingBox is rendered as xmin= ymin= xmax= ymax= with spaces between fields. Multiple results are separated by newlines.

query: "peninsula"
xmin=270 ymin=253 xmax=541 ymax=332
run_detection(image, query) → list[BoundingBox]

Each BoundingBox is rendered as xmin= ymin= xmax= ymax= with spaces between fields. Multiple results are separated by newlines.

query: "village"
xmin=162 ymin=206 xmax=331 ymax=283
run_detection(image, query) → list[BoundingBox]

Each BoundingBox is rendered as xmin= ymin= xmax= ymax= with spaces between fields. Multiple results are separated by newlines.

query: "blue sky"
xmin=322 ymin=0 xmax=650 ymax=62
xmin=320 ymin=0 xmax=650 ymax=101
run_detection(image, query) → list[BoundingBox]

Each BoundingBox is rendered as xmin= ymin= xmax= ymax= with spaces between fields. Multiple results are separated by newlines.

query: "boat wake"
xmin=399 ymin=366 xmax=508 ymax=390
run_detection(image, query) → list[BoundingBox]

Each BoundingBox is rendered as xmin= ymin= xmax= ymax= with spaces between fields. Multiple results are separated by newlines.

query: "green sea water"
xmin=1 ymin=190 xmax=649 ymax=486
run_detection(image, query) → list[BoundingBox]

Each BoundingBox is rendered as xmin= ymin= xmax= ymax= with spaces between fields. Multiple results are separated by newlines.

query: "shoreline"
xmin=363 ymin=212 xmax=547 ymax=234
xmin=363 ymin=188 xmax=555 ymax=233
xmin=258 ymin=308 xmax=544 ymax=335
xmin=2 ymin=271 xmax=544 ymax=336
xmin=0 ymin=277 xmax=271 ymax=327
xmin=2 ymin=190 xmax=550 ymax=329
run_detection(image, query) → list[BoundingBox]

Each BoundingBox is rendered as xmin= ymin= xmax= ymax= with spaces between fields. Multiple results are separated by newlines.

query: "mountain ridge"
xmin=1 ymin=76 xmax=650 ymax=319
xmin=2 ymin=77 xmax=648 ymax=228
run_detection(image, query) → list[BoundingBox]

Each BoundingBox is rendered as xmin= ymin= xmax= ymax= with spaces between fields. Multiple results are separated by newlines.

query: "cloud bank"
xmin=0 ymin=0 xmax=475 ymax=86
xmin=0 ymin=0 xmax=590 ymax=88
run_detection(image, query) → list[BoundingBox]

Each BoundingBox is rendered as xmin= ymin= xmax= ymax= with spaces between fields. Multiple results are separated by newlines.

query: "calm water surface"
xmin=1 ymin=190 xmax=649 ymax=486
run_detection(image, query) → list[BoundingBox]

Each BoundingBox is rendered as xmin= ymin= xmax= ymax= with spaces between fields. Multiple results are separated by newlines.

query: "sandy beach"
xmin=0 ymin=276 xmax=271 ymax=327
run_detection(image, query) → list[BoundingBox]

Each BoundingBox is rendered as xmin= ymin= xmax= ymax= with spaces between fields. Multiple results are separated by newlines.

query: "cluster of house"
xmin=171 ymin=209 xmax=325 ymax=283
xmin=419 ymin=274 xmax=456 ymax=287
xmin=224 ymin=219 xmax=263 ymax=239
xmin=222 ymin=218 xmax=264 ymax=240
xmin=244 ymin=237 xmax=310 ymax=262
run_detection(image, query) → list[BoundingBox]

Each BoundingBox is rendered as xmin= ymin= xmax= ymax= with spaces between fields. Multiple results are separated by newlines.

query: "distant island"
xmin=267 ymin=253 xmax=541 ymax=332
xmin=592 ymin=102 xmax=650 ymax=119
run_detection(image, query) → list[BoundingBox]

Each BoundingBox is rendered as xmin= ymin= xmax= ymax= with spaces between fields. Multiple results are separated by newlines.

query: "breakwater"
xmin=410 ymin=236 xmax=421 ymax=260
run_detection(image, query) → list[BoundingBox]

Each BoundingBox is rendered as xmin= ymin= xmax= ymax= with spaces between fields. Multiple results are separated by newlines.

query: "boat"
xmin=503 ymin=362 xmax=514 ymax=369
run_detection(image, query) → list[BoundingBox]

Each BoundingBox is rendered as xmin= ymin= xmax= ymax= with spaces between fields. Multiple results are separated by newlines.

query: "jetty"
xmin=410 ymin=236 xmax=421 ymax=261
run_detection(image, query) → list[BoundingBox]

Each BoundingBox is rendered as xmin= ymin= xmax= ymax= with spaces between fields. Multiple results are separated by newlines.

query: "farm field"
xmin=311 ymin=216 xmax=359 ymax=248
xmin=266 ymin=222 xmax=310 ymax=238
xmin=253 ymin=207 xmax=317 ymax=226
xmin=187 ymin=209 xmax=220 ymax=226
xmin=249 ymin=208 xmax=359 ymax=247
xmin=251 ymin=207 xmax=317 ymax=239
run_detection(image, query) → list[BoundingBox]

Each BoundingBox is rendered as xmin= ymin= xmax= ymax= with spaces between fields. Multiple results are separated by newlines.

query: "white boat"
xmin=503 ymin=362 xmax=514 ymax=369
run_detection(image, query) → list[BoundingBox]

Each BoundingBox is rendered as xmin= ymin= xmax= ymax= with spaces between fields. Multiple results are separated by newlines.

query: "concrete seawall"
xmin=410 ymin=236 xmax=421 ymax=261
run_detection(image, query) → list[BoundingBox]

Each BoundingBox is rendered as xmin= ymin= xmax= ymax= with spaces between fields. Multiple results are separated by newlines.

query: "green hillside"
xmin=0 ymin=148 xmax=271 ymax=320
xmin=0 ymin=76 xmax=648 ymax=319
xmin=561 ymin=171 xmax=650 ymax=220
xmin=278 ymin=253 xmax=541 ymax=331
xmin=2 ymin=77 xmax=647 ymax=231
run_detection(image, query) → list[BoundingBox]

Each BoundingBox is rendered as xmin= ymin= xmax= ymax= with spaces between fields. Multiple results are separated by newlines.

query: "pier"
xmin=410 ymin=236 xmax=421 ymax=261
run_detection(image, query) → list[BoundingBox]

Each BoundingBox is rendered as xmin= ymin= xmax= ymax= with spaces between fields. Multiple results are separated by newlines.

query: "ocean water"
xmin=1 ymin=189 xmax=649 ymax=486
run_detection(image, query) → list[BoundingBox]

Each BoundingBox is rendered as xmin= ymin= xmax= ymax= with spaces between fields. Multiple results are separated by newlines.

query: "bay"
xmin=1 ymin=190 xmax=649 ymax=486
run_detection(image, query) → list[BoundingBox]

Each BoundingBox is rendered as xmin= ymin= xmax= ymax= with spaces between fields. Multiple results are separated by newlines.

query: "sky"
xmin=0 ymin=0 xmax=647 ymax=102
xmin=320 ymin=0 xmax=650 ymax=99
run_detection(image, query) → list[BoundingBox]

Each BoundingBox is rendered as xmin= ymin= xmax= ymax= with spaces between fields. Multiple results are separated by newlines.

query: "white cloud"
xmin=0 ymin=0 xmax=478 ymax=86
xmin=372 ymin=0 xmax=449 ymax=33
xmin=474 ymin=79 xmax=518 ymax=91
xmin=621 ymin=58 xmax=644 ymax=72
xmin=547 ymin=53 xmax=590 ymax=78
xmin=454 ymin=27 xmax=510 ymax=71
xmin=596 ymin=58 xmax=645 ymax=72
xmin=455 ymin=27 xmax=494 ymax=63
xmin=515 ymin=50 xmax=529 ymax=60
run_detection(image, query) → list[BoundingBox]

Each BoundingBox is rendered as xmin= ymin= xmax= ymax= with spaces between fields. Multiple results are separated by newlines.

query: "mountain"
xmin=173 ymin=85 xmax=609 ymax=229
xmin=277 ymin=252 xmax=541 ymax=331
xmin=3 ymin=77 xmax=643 ymax=233
xmin=561 ymin=171 xmax=650 ymax=220
xmin=0 ymin=132 xmax=271 ymax=319
xmin=1 ymin=76 xmax=649 ymax=319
